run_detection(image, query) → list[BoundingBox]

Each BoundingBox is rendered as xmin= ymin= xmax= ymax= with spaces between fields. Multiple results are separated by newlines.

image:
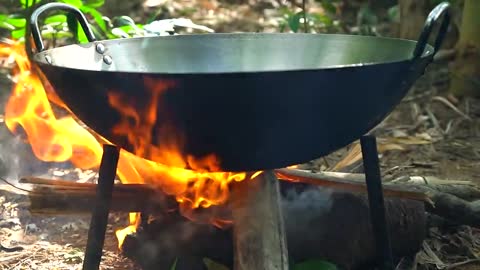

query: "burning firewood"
xmin=19 ymin=169 xmax=480 ymax=269
xmin=122 ymin=183 xmax=426 ymax=270
xmin=20 ymin=169 xmax=480 ymax=228
xmin=19 ymin=176 xmax=176 ymax=215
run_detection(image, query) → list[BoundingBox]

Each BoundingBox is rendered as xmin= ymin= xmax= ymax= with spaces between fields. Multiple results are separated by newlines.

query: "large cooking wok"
xmin=29 ymin=2 xmax=450 ymax=172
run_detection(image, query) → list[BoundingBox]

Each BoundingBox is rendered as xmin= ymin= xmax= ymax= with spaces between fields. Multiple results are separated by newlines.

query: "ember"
xmin=0 ymin=39 xmax=255 ymax=248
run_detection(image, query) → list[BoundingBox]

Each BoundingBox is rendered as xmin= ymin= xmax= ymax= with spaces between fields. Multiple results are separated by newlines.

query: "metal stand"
xmin=82 ymin=145 xmax=120 ymax=270
xmin=360 ymin=135 xmax=394 ymax=270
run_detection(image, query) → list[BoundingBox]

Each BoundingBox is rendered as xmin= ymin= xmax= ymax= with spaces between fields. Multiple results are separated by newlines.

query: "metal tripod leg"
xmin=82 ymin=145 xmax=120 ymax=270
xmin=360 ymin=135 xmax=394 ymax=270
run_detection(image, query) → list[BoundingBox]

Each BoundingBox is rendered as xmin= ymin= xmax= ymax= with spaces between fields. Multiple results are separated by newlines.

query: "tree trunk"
xmin=449 ymin=0 xmax=480 ymax=97
xmin=399 ymin=0 xmax=428 ymax=40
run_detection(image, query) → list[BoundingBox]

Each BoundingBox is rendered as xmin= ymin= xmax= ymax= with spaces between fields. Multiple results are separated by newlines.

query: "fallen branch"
xmin=275 ymin=169 xmax=480 ymax=227
xmin=275 ymin=168 xmax=431 ymax=203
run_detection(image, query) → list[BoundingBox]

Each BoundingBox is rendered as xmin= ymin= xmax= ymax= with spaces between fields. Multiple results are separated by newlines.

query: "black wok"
xmin=29 ymin=2 xmax=451 ymax=172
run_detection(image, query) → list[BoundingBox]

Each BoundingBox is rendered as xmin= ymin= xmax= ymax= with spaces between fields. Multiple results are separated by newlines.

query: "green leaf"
xmin=110 ymin=16 xmax=144 ymax=36
xmin=111 ymin=27 xmax=130 ymax=38
xmin=77 ymin=24 xmax=88 ymax=43
xmin=293 ymin=259 xmax=338 ymax=270
xmin=321 ymin=0 xmax=336 ymax=14
xmin=6 ymin=17 xmax=26 ymax=28
xmin=112 ymin=16 xmax=137 ymax=27
xmin=44 ymin=14 xmax=67 ymax=24
xmin=387 ymin=5 xmax=399 ymax=23
xmin=357 ymin=5 xmax=378 ymax=25
xmin=80 ymin=6 xmax=107 ymax=33
xmin=203 ymin=258 xmax=229 ymax=270
xmin=111 ymin=24 xmax=144 ymax=37
xmin=287 ymin=12 xmax=303 ymax=33
xmin=83 ymin=0 xmax=105 ymax=8
xmin=278 ymin=21 xmax=287 ymax=33
xmin=0 ymin=22 xmax=15 ymax=30
xmin=116 ymin=25 xmax=137 ymax=33
xmin=0 ymin=14 xmax=26 ymax=28
xmin=66 ymin=13 xmax=88 ymax=43
xmin=310 ymin=13 xmax=333 ymax=27
xmin=169 ymin=258 xmax=178 ymax=270
xmin=12 ymin=28 xmax=26 ymax=39
xmin=41 ymin=30 xmax=73 ymax=39
xmin=20 ymin=0 xmax=42 ymax=9
xmin=59 ymin=0 xmax=83 ymax=8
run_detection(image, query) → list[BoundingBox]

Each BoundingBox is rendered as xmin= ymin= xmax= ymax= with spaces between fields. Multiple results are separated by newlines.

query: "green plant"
xmin=355 ymin=4 xmax=378 ymax=36
xmin=293 ymin=259 xmax=338 ymax=270
xmin=0 ymin=0 xmax=212 ymax=45
xmin=0 ymin=0 xmax=109 ymax=42
xmin=278 ymin=0 xmax=341 ymax=33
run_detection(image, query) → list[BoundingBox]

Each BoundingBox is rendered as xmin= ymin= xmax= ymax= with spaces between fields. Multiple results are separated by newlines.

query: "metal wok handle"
xmin=30 ymin=3 xmax=96 ymax=52
xmin=413 ymin=2 xmax=451 ymax=59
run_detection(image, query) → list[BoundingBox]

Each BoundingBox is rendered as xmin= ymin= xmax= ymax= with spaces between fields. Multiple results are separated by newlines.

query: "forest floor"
xmin=0 ymin=1 xmax=479 ymax=269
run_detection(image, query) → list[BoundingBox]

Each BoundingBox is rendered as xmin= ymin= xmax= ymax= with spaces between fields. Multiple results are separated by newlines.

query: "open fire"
xmin=0 ymin=39 xmax=255 ymax=248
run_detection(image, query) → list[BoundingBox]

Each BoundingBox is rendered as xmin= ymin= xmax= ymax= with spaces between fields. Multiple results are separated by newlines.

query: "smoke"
xmin=0 ymin=125 xmax=60 ymax=183
xmin=0 ymin=139 xmax=21 ymax=181
xmin=123 ymin=211 xmax=232 ymax=269
xmin=123 ymin=182 xmax=338 ymax=269
xmin=280 ymin=181 xmax=334 ymax=218
xmin=0 ymin=76 xmax=42 ymax=182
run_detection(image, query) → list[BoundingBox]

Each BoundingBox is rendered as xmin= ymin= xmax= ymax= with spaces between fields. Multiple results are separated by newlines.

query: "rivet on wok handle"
xmin=30 ymin=3 xmax=96 ymax=52
xmin=95 ymin=43 xmax=106 ymax=54
xmin=413 ymin=2 xmax=451 ymax=59
xmin=44 ymin=55 xmax=52 ymax=64
xmin=102 ymin=55 xmax=113 ymax=65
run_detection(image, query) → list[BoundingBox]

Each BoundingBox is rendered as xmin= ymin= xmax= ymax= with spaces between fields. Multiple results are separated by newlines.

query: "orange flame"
xmin=115 ymin=212 xmax=140 ymax=249
xmin=0 ymin=40 xmax=253 ymax=248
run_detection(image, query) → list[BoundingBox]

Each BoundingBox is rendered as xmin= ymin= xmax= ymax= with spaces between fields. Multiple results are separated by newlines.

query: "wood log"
xmin=393 ymin=175 xmax=480 ymax=202
xmin=20 ymin=171 xmax=480 ymax=227
xmin=231 ymin=171 xmax=288 ymax=270
xmin=276 ymin=169 xmax=480 ymax=227
xmin=275 ymin=169 xmax=431 ymax=203
xmin=122 ymin=184 xmax=426 ymax=270
xmin=277 ymin=169 xmax=480 ymax=202
xmin=20 ymin=172 xmax=429 ymax=214
xmin=19 ymin=177 xmax=176 ymax=214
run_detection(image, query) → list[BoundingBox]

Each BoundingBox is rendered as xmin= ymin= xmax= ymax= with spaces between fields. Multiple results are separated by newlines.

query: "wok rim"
xmin=33 ymin=32 xmax=435 ymax=75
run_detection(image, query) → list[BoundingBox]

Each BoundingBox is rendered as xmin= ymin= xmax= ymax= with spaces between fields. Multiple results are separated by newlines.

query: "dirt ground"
xmin=0 ymin=1 xmax=480 ymax=270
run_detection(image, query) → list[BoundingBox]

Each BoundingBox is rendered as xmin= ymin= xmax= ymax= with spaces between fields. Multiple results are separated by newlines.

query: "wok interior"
xmin=35 ymin=33 xmax=431 ymax=73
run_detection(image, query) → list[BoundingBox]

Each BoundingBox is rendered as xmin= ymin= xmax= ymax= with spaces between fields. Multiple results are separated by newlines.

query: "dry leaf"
xmin=381 ymin=135 xmax=432 ymax=145
xmin=332 ymin=140 xmax=406 ymax=171
xmin=332 ymin=142 xmax=362 ymax=171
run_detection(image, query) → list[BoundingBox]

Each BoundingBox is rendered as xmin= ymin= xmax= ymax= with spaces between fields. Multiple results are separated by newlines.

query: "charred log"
xmin=22 ymin=171 xmax=480 ymax=227
xmin=123 ymin=183 xmax=426 ymax=270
